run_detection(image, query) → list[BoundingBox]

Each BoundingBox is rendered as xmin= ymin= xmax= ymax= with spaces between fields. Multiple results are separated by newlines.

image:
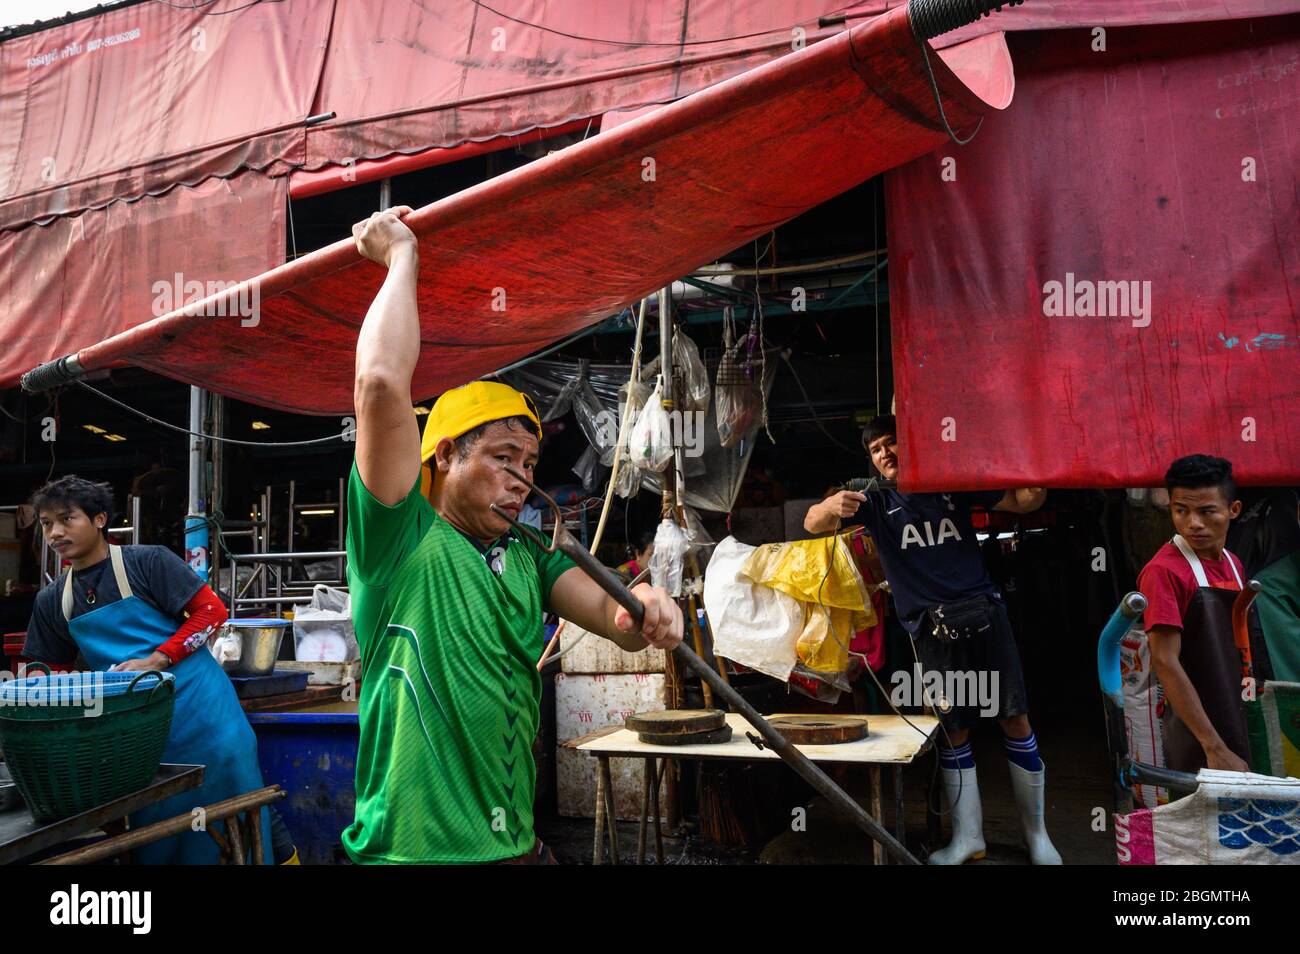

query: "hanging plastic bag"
xmin=292 ymin=584 xmax=358 ymax=662
xmin=613 ymin=458 xmax=642 ymax=499
xmin=571 ymin=445 xmax=606 ymax=495
xmin=650 ymin=519 xmax=689 ymax=597
xmin=680 ymin=505 xmax=713 ymax=561
xmin=674 ymin=328 xmax=711 ymax=413
xmin=572 ymin=378 xmax=620 ymax=466
xmin=541 ymin=372 xmax=582 ymax=422
xmin=619 ymin=379 xmax=651 ymax=458
xmin=716 ymin=330 xmax=765 ymax=448
xmin=629 ymin=376 xmax=674 ymax=472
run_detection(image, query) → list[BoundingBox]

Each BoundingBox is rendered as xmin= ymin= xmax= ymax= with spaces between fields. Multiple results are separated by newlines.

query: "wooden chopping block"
xmin=624 ymin=708 xmax=725 ymax=735
xmin=768 ymin=715 xmax=869 ymax=744
xmin=637 ymin=725 xmax=734 ymax=746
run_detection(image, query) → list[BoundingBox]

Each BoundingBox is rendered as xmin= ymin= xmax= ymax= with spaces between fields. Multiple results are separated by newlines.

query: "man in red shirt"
xmin=1138 ymin=455 xmax=1251 ymax=774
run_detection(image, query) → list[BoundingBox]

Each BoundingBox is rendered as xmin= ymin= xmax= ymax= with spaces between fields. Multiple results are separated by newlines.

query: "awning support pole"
xmin=185 ymin=386 xmax=210 ymax=583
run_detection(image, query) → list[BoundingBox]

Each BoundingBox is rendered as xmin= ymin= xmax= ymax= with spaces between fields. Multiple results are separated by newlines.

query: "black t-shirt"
xmin=847 ymin=489 xmax=1003 ymax=635
xmin=24 ymin=545 xmax=205 ymax=665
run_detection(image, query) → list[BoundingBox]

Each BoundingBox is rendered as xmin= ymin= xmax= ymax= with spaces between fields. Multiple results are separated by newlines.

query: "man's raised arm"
xmin=352 ymin=207 xmax=422 ymax=505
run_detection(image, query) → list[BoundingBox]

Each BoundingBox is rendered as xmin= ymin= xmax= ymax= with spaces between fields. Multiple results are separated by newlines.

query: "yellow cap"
xmin=419 ymin=381 xmax=541 ymax=497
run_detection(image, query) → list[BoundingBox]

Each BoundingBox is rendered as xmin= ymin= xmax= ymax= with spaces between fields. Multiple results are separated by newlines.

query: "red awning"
xmin=7 ymin=0 xmax=1285 ymax=231
xmin=0 ymin=174 xmax=286 ymax=393
xmin=0 ymin=1 xmax=332 ymax=230
xmin=22 ymin=6 xmax=1015 ymax=416
xmin=885 ymin=15 xmax=1300 ymax=489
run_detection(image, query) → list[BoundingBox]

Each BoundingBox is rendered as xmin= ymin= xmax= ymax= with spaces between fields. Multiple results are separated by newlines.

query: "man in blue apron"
xmin=24 ymin=475 xmax=277 ymax=863
xmin=1138 ymin=455 xmax=1262 ymax=774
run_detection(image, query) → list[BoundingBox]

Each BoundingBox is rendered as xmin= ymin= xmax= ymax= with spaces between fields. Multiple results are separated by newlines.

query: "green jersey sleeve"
xmin=516 ymin=527 xmax=577 ymax=613
xmin=345 ymin=460 xmax=433 ymax=588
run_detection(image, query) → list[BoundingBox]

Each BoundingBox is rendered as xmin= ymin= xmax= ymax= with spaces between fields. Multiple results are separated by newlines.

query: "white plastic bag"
xmin=292 ymin=584 xmax=358 ymax=662
xmin=211 ymin=631 xmax=242 ymax=666
xmin=629 ymin=376 xmax=674 ymax=472
xmin=702 ymin=536 xmax=803 ymax=681
xmin=649 ymin=519 xmax=689 ymax=597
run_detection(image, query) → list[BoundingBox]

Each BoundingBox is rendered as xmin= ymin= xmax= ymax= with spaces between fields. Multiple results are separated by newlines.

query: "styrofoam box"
xmin=558 ymin=622 xmax=665 ymax=675
xmin=555 ymin=671 xmax=665 ymax=821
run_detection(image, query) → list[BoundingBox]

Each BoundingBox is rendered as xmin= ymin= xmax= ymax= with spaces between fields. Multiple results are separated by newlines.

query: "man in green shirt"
xmin=343 ymin=206 xmax=684 ymax=864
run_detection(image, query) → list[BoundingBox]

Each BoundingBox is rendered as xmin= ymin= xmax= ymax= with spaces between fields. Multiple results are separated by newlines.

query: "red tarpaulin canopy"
xmin=20 ymin=5 xmax=1016 ymax=416
xmin=885 ymin=16 xmax=1300 ymax=489
xmin=0 ymin=0 xmax=957 ymax=398
xmin=5 ymin=1 xmax=1295 ymax=489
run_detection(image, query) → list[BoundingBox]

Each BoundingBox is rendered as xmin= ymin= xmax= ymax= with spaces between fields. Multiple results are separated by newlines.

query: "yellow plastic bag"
xmin=740 ymin=532 xmax=874 ymax=673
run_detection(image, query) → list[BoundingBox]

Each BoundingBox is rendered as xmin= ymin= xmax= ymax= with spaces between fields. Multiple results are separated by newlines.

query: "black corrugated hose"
xmin=20 ymin=355 xmax=82 ymax=394
xmin=908 ymin=0 xmax=1025 ymax=40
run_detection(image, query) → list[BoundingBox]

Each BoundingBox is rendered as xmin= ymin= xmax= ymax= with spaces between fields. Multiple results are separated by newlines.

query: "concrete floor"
xmin=538 ymin=715 xmax=1120 ymax=865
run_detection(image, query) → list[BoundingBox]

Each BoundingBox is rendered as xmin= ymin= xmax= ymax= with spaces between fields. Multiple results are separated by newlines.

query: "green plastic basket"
xmin=0 ymin=666 xmax=176 ymax=822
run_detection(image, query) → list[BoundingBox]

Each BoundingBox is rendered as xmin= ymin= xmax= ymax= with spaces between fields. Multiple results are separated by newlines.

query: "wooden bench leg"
xmin=592 ymin=757 xmax=607 ymax=865
xmin=637 ymin=757 xmax=651 ymax=865
xmin=870 ymin=766 xmax=883 ymax=866
xmin=600 ymin=756 xmax=619 ymax=865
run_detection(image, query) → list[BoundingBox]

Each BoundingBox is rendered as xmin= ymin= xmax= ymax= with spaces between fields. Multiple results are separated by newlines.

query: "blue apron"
xmin=62 ymin=545 xmax=272 ymax=864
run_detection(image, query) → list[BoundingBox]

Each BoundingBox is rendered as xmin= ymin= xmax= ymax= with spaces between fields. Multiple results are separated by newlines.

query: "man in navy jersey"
xmin=805 ymin=415 xmax=1061 ymax=865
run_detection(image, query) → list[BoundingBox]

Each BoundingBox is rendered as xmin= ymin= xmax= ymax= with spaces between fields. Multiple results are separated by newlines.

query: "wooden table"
xmin=0 ymin=764 xmax=287 ymax=865
xmin=0 ymin=764 xmax=203 ymax=865
xmin=240 ymin=683 xmax=347 ymax=713
xmin=575 ymin=712 xmax=938 ymax=865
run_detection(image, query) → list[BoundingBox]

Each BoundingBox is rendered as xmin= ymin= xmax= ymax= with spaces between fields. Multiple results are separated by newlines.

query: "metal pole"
xmin=211 ymin=394 xmax=224 ymax=588
xmin=337 ymin=476 xmax=346 ymax=582
xmin=654 ymin=285 xmax=683 ymax=828
xmin=184 ymin=386 xmax=209 ymax=582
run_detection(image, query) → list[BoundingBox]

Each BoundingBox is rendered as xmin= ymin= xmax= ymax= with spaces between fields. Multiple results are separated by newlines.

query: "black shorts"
xmin=913 ymin=597 xmax=1029 ymax=733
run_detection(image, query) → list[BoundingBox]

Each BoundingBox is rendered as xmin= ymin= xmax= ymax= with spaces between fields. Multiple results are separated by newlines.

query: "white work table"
xmin=570 ymin=712 xmax=939 ymax=864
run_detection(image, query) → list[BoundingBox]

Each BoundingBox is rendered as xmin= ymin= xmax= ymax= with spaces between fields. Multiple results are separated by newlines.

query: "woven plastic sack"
xmin=1115 ymin=769 xmax=1300 ymax=865
xmin=703 ymin=536 xmax=802 ymax=681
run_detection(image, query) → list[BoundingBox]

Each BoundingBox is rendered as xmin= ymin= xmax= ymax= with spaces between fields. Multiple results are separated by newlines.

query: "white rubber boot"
xmin=928 ymin=766 xmax=986 ymax=865
xmin=1008 ymin=761 xmax=1063 ymax=865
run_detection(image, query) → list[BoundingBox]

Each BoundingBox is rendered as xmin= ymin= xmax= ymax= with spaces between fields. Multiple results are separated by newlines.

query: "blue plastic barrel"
xmin=246 ymin=711 xmax=358 ymax=865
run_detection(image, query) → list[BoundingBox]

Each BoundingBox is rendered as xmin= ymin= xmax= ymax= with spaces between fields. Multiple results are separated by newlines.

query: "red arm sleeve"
xmin=156 ymin=584 xmax=228 ymax=665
